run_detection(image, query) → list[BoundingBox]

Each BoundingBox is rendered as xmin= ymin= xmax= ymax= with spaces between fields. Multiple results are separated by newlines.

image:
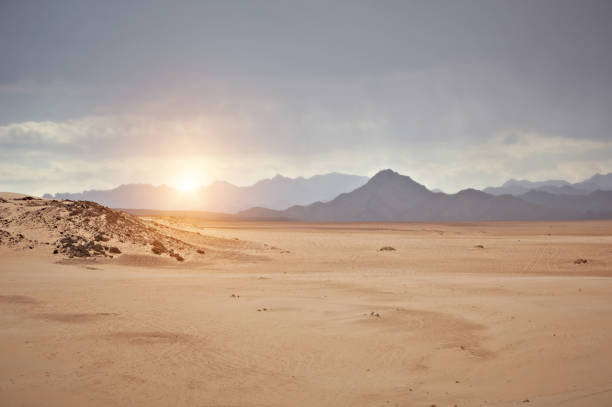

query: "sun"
xmin=177 ymin=176 xmax=199 ymax=192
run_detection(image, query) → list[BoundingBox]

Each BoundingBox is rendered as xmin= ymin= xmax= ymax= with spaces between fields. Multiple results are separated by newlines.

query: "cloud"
xmin=1 ymin=1 xmax=611 ymax=194
xmin=1 ymin=114 xmax=611 ymax=196
xmin=415 ymin=132 xmax=612 ymax=190
xmin=487 ymin=131 xmax=612 ymax=158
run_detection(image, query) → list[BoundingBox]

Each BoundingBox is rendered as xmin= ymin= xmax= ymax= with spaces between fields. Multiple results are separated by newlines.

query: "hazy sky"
xmin=1 ymin=0 xmax=612 ymax=195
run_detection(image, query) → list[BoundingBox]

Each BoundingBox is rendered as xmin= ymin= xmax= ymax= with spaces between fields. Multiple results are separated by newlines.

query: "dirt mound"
xmin=0 ymin=197 xmax=203 ymax=261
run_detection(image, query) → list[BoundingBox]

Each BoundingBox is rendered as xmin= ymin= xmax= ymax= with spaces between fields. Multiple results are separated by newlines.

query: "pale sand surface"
xmin=2 ymin=220 xmax=612 ymax=406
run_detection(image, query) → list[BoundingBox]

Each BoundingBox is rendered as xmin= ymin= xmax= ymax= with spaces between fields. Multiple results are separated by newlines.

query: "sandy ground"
xmin=1 ymin=220 xmax=612 ymax=406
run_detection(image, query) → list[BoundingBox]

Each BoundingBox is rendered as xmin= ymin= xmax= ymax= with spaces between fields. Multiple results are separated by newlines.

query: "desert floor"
xmin=1 ymin=220 xmax=612 ymax=406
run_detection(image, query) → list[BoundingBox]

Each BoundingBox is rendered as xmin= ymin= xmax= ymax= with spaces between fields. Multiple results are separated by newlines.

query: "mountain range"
xmin=43 ymin=169 xmax=612 ymax=221
xmin=239 ymin=169 xmax=598 ymax=221
xmin=483 ymin=173 xmax=612 ymax=196
xmin=43 ymin=173 xmax=369 ymax=213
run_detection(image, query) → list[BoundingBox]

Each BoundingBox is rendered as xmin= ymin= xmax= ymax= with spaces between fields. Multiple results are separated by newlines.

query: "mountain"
xmin=239 ymin=169 xmax=579 ymax=221
xmin=573 ymin=173 xmax=612 ymax=192
xmin=483 ymin=178 xmax=571 ymax=196
xmin=43 ymin=172 xmax=369 ymax=213
xmin=520 ymin=189 xmax=612 ymax=216
xmin=206 ymin=173 xmax=369 ymax=211
xmin=44 ymin=184 xmax=181 ymax=209
xmin=484 ymin=173 xmax=612 ymax=196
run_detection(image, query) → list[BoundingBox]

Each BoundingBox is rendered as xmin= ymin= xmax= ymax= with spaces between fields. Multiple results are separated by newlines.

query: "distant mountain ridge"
xmin=43 ymin=169 xmax=612 ymax=221
xmin=484 ymin=173 xmax=612 ymax=196
xmin=43 ymin=172 xmax=369 ymax=213
xmin=520 ymin=189 xmax=612 ymax=215
xmin=239 ymin=169 xmax=588 ymax=221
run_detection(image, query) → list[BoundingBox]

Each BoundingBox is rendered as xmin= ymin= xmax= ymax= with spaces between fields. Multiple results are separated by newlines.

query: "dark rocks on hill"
xmin=57 ymin=236 xmax=115 ymax=258
xmin=171 ymin=252 xmax=184 ymax=262
xmin=151 ymin=240 xmax=168 ymax=255
xmin=150 ymin=239 xmax=183 ymax=261
xmin=0 ymin=230 xmax=12 ymax=244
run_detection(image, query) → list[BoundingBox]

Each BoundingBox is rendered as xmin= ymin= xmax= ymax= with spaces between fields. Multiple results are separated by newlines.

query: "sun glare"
xmin=177 ymin=176 xmax=199 ymax=192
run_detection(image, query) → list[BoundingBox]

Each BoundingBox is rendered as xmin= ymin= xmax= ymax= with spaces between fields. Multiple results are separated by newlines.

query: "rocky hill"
xmin=0 ymin=194 xmax=203 ymax=262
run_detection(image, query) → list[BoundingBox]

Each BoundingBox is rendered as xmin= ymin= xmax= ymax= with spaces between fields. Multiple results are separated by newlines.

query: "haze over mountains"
xmin=240 ymin=169 xmax=603 ymax=221
xmin=483 ymin=173 xmax=612 ymax=196
xmin=42 ymin=169 xmax=612 ymax=222
xmin=43 ymin=173 xmax=368 ymax=213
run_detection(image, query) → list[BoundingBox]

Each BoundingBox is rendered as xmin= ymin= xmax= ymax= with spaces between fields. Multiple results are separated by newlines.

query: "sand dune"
xmin=0 ymin=193 xmax=271 ymax=265
xmin=1 ymin=205 xmax=612 ymax=406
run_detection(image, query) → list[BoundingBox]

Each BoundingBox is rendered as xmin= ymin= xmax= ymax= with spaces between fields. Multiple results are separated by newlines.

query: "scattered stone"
xmin=379 ymin=246 xmax=396 ymax=251
xmin=151 ymin=240 xmax=168 ymax=255
xmin=573 ymin=258 xmax=588 ymax=264
xmin=474 ymin=244 xmax=484 ymax=249
xmin=169 ymin=251 xmax=184 ymax=262
xmin=196 ymin=249 xmax=205 ymax=254
xmin=94 ymin=234 xmax=110 ymax=242
xmin=109 ymin=247 xmax=121 ymax=254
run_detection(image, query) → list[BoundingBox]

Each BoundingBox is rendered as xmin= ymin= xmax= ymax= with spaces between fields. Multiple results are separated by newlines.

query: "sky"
xmin=1 ymin=0 xmax=612 ymax=195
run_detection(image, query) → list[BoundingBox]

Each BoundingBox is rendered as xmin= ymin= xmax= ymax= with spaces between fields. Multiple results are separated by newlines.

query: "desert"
xmin=3 ymin=2 xmax=612 ymax=406
xmin=2 ymin=194 xmax=612 ymax=406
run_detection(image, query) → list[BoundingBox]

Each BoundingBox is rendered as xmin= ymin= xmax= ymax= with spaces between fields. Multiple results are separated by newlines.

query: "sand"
xmin=1 ymin=219 xmax=612 ymax=406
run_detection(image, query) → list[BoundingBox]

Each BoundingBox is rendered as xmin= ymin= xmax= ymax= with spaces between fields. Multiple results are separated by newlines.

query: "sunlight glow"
xmin=177 ymin=176 xmax=199 ymax=192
